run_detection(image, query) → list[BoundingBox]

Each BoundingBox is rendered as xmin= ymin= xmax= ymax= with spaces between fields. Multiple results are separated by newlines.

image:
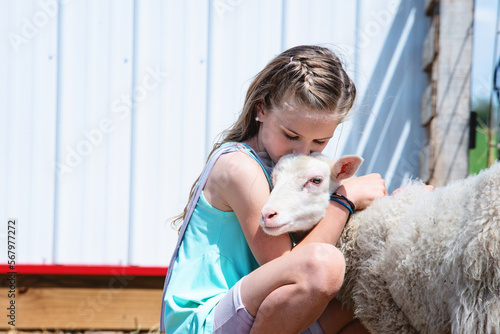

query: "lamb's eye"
xmin=311 ymin=177 xmax=323 ymax=184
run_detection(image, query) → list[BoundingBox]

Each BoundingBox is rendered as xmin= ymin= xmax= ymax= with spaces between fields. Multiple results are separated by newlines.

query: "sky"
xmin=472 ymin=0 xmax=500 ymax=107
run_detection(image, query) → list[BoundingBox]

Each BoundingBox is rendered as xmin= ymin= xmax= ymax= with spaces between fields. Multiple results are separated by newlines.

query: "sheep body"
xmin=262 ymin=154 xmax=500 ymax=334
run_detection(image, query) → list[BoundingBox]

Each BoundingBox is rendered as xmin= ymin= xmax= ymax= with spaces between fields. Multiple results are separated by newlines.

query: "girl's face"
xmin=255 ymin=96 xmax=340 ymax=163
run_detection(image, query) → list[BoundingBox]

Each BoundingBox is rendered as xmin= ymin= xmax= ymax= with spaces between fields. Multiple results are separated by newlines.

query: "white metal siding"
xmin=0 ymin=0 xmax=427 ymax=266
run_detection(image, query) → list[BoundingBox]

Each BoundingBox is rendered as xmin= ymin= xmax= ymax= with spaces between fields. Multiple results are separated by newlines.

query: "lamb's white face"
xmin=261 ymin=154 xmax=331 ymax=235
xmin=260 ymin=153 xmax=363 ymax=236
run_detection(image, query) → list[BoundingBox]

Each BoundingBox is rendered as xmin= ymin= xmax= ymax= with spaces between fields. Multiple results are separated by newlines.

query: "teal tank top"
xmin=161 ymin=143 xmax=273 ymax=333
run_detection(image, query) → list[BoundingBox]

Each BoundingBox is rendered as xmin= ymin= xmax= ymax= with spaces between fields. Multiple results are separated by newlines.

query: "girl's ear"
xmin=255 ymin=98 xmax=266 ymax=120
xmin=330 ymin=155 xmax=364 ymax=182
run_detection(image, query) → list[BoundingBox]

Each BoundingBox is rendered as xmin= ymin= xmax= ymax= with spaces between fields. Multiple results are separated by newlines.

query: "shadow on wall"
xmin=344 ymin=0 xmax=427 ymax=192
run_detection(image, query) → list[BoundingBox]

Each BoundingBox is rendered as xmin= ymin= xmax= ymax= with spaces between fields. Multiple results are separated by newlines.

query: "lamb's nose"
xmin=261 ymin=210 xmax=278 ymax=225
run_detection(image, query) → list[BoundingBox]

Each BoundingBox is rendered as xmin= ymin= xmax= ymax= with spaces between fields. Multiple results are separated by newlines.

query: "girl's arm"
xmin=292 ymin=173 xmax=387 ymax=250
xmin=206 ymin=151 xmax=291 ymax=265
xmin=211 ymin=151 xmax=386 ymax=265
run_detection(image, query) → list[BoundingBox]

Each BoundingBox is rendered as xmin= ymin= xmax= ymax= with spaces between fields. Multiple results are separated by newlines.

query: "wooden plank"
xmin=419 ymin=144 xmax=431 ymax=183
xmin=422 ymin=17 xmax=438 ymax=72
xmin=0 ymin=287 xmax=163 ymax=330
xmin=0 ymin=274 xmax=165 ymax=289
xmin=420 ymin=82 xmax=433 ymax=126
xmin=429 ymin=0 xmax=473 ymax=186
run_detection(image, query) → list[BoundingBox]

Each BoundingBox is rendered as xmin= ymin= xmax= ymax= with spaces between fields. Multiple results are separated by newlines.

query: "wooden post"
xmin=421 ymin=0 xmax=474 ymax=186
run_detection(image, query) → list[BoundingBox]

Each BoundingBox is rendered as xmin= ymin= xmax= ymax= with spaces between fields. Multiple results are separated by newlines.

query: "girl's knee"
xmin=296 ymin=243 xmax=346 ymax=298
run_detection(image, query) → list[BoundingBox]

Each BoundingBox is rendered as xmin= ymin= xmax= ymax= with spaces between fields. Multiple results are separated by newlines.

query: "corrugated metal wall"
xmin=0 ymin=0 xmax=427 ymax=266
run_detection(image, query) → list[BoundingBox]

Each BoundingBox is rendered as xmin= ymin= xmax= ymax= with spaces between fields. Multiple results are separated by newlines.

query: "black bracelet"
xmin=330 ymin=197 xmax=353 ymax=215
xmin=330 ymin=192 xmax=356 ymax=212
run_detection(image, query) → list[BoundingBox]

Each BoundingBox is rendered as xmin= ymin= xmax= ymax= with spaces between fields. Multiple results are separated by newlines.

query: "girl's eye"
xmin=284 ymin=133 xmax=299 ymax=141
xmin=311 ymin=177 xmax=323 ymax=184
xmin=314 ymin=140 xmax=327 ymax=145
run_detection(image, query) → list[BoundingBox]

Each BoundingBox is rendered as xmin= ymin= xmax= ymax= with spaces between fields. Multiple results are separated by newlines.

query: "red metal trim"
xmin=0 ymin=264 xmax=168 ymax=276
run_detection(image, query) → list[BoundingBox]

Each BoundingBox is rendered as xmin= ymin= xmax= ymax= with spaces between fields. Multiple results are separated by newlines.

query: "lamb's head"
xmin=260 ymin=153 xmax=363 ymax=236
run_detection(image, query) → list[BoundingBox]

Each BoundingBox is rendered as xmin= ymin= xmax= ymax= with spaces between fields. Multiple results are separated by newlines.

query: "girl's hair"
xmin=171 ymin=45 xmax=356 ymax=230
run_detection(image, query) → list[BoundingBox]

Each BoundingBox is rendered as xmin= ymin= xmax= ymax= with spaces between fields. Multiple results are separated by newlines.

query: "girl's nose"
xmin=292 ymin=147 xmax=311 ymax=155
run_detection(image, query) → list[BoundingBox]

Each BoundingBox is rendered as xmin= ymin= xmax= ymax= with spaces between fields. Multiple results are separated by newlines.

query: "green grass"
xmin=469 ymin=126 xmax=498 ymax=175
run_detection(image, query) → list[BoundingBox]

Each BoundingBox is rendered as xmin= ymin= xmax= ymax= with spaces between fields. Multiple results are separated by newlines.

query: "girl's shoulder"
xmin=204 ymin=149 xmax=270 ymax=211
xmin=213 ymin=149 xmax=267 ymax=184
xmin=210 ymin=142 xmax=272 ymax=183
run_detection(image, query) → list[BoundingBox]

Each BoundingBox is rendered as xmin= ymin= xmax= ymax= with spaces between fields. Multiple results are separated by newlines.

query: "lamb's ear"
xmin=330 ymin=155 xmax=364 ymax=182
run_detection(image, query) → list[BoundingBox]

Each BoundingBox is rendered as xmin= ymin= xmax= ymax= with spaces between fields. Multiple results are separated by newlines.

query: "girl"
xmin=161 ymin=45 xmax=387 ymax=334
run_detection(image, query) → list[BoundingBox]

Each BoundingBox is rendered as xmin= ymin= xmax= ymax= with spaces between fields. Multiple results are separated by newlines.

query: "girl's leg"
xmin=240 ymin=243 xmax=346 ymax=333
xmin=317 ymin=299 xmax=369 ymax=334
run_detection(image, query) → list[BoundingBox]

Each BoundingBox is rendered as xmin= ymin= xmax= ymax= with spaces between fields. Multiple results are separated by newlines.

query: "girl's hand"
xmin=335 ymin=173 xmax=387 ymax=210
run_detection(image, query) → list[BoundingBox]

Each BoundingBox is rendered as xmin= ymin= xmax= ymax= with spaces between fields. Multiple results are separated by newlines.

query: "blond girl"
xmin=161 ymin=45 xmax=387 ymax=334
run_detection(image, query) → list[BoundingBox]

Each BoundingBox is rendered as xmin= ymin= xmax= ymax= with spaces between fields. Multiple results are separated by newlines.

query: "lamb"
xmin=260 ymin=153 xmax=500 ymax=334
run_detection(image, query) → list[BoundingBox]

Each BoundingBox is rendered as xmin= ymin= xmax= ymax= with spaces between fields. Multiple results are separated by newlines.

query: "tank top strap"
xmin=228 ymin=142 xmax=273 ymax=187
xmin=160 ymin=142 xmax=273 ymax=331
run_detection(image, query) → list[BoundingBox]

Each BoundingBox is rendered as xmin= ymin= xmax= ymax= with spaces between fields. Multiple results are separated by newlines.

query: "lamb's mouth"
xmin=262 ymin=224 xmax=289 ymax=236
xmin=263 ymin=225 xmax=283 ymax=231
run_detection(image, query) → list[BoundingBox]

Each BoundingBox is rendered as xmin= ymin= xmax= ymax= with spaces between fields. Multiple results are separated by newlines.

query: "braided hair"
xmin=171 ymin=45 xmax=356 ymax=229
